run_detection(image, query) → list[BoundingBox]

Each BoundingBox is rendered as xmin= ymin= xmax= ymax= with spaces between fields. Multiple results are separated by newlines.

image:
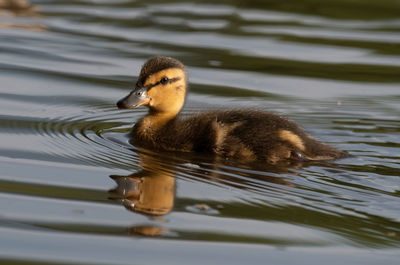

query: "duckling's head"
xmin=117 ymin=56 xmax=187 ymax=115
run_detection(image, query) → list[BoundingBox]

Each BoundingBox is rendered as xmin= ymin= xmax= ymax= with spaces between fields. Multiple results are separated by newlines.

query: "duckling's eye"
xmin=160 ymin=77 xmax=169 ymax=85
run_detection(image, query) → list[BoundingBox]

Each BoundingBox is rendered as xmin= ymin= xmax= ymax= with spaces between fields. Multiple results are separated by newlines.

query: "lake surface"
xmin=0 ymin=0 xmax=399 ymax=264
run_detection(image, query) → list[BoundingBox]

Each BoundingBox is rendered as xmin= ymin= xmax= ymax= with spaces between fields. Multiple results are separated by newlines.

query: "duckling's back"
xmin=181 ymin=110 xmax=346 ymax=163
xmin=131 ymin=109 xmax=346 ymax=163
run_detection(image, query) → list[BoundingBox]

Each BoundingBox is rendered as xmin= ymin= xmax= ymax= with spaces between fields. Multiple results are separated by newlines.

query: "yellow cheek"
xmin=147 ymin=88 xmax=159 ymax=98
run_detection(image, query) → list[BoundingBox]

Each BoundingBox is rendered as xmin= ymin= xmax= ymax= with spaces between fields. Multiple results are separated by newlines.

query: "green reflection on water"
xmin=199 ymin=0 xmax=400 ymax=19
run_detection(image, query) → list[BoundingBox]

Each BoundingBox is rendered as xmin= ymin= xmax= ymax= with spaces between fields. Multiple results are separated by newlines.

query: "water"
xmin=1 ymin=0 xmax=399 ymax=264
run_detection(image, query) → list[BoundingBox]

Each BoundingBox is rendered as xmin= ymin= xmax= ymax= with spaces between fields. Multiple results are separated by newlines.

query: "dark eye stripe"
xmin=146 ymin=77 xmax=181 ymax=91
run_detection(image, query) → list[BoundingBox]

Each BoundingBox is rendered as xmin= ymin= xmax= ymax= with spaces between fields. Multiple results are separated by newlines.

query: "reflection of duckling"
xmin=109 ymin=153 xmax=176 ymax=237
xmin=109 ymin=172 xmax=175 ymax=216
xmin=117 ymin=56 xmax=347 ymax=164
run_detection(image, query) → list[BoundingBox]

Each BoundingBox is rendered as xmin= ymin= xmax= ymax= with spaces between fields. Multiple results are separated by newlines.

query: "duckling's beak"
xmin=117 ymin=86 xmax=150 ymax=109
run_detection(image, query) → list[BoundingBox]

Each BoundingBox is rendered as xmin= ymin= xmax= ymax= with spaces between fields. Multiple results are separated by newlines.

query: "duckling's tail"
xmin=278 ymin=129 xmax=348 ymax=161
xmin=303 ymin=137 xmax=348 ymax=161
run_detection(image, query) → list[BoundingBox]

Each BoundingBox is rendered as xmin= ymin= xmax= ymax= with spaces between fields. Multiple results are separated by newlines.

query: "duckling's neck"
xmin=140 ymin=109 xmax=178 ymax=132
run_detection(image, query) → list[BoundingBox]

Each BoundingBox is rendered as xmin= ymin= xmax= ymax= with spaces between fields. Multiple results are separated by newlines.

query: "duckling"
xmin=0 ymin=0 xmax=36 ymax=14
xmin=117 ymin=56 xmax=347 ymax=164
